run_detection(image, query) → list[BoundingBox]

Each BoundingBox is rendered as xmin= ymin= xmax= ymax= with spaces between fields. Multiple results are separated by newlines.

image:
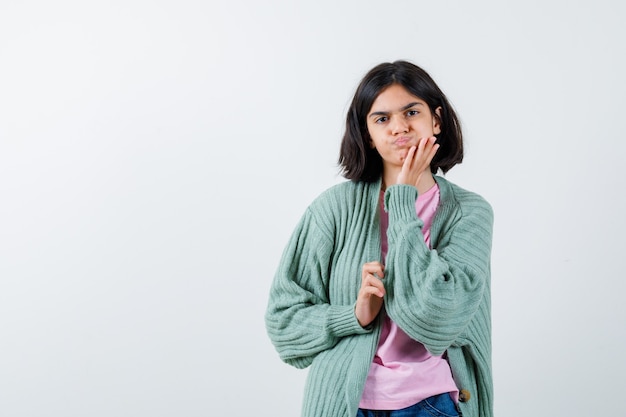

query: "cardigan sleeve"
xmin=265 ymin=206 xmax=371 ymax=369
xmin=382 ymin=184 xmax=493 ymax=356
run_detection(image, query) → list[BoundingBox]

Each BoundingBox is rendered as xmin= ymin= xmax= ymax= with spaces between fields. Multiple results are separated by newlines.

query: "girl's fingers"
xmin=359 ymin=283 xmax=384 ymax=299
xmin=397 ymin=137 xmax=439 ymax=186
xmin=360 ymin=275 xmax=385 ymax=298
xmin=401 ymin=145 xmax=417 ymax=168
xmin=415 ymin=137 xmax=439 ymax=169
xmin=361 ymin=262 xmax=384 ymax=280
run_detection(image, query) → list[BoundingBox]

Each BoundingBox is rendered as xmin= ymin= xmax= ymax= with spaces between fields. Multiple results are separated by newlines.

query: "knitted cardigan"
xmin=265 ymin=175 xmax=494 ymax=417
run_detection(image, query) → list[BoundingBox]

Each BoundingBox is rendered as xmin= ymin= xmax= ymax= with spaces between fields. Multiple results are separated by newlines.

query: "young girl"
xmin=265 ymin=60 xmax=494 ymax=417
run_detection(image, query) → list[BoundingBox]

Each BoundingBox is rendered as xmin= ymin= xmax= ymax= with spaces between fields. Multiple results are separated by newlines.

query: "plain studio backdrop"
xmin=1 ymin=1 xmax=624 ymax=416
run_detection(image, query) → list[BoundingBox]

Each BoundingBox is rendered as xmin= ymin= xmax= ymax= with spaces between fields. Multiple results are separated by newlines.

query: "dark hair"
xmin=338 ymin=60 xmax=463 ymax=182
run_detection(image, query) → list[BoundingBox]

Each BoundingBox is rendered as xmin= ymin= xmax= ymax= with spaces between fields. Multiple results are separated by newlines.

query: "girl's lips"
xmin=394 ymin=137 xmax=412 ymax=146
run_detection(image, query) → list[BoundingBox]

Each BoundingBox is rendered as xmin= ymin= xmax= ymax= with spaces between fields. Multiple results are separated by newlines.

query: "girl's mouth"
xmin=394 ymin=137 xmax=411 ymax=146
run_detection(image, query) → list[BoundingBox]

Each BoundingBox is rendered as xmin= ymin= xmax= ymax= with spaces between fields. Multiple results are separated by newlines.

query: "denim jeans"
xmin=356 ymin=393 xmax=460 ymax=417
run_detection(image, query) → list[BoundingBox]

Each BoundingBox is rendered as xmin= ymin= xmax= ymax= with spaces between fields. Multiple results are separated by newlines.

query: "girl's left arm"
xmin=383 ymin=184 xmax=493 ymax=356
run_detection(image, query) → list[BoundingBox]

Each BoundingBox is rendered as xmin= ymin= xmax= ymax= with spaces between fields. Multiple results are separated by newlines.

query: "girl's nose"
xmin=391 ymin=116 xmax=409 ymax=134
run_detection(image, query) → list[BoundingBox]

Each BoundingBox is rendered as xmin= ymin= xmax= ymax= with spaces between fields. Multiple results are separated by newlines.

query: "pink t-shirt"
xmin=359 ymin=184 xmax=459 ymax=410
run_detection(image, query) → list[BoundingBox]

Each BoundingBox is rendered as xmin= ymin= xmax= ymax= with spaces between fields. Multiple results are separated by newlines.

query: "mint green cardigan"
xmin=265 ymin=176 xmax=494 ymax=417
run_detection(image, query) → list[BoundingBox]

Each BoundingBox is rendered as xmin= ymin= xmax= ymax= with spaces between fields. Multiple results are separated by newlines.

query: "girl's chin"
xmin=382 ymin=152 xmax=409 ymax=167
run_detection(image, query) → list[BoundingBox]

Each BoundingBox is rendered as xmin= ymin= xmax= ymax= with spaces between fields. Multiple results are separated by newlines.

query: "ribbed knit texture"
xmin=265 ymin=176 xmax=494 ymax=417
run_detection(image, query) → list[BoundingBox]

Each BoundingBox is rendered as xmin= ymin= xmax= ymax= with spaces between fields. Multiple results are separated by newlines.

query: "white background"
xmin=1 ymin=1 xmax=624 ymax=416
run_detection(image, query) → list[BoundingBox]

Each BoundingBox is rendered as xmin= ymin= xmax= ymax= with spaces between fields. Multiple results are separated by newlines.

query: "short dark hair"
xmin=338 ymin=60 xmax=463 ymax=182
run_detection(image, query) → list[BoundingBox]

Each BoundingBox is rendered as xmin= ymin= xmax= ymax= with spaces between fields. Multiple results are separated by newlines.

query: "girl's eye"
xmin=375 ymin=116 xmax=388 ymax=124
xmin=407 ymin=110 xmax=419 ymax=117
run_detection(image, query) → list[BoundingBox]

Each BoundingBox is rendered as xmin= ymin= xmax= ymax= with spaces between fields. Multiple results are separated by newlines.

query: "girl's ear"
xmin=433 ymin=106 xmax=442 ymax=135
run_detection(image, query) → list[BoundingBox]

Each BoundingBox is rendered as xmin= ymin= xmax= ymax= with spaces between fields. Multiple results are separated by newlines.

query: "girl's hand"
xmin=355 ymin=261 xmax=385 ymax=327
xmin=396 ymin=136 xmax=440 ymax=187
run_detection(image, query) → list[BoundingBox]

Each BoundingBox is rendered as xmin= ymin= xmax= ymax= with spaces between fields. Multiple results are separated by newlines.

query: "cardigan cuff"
xmin=384 ymin=184 xmax=419 ymax=224
xmin=328 ymin=304 xmax=373 ymax=337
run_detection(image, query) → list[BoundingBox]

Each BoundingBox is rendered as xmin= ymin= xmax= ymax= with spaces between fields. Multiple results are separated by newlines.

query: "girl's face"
xmin=366 ymin=84 xmax=441 ymax=172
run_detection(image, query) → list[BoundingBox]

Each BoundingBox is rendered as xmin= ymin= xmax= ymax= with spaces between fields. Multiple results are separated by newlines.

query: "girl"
xmin=266 ymin=60 xmax=494 ymax=417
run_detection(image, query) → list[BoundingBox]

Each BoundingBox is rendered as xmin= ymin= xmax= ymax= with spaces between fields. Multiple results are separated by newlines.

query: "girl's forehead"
xmin=371 ymin=85 xmax=426 ymax=109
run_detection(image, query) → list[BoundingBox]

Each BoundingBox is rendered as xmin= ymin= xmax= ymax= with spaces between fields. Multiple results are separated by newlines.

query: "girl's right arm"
xmin=265 ymin=208 xmax=372 ymax=369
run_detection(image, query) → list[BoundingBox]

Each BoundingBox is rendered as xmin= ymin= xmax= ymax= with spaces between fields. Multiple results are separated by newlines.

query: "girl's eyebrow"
xmin=368 ymin=102 xmax=424 ymax=118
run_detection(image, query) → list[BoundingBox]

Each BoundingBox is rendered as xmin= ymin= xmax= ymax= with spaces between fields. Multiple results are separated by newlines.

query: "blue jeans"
xmin=356 ymin=393 xmax=460 ymax=417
